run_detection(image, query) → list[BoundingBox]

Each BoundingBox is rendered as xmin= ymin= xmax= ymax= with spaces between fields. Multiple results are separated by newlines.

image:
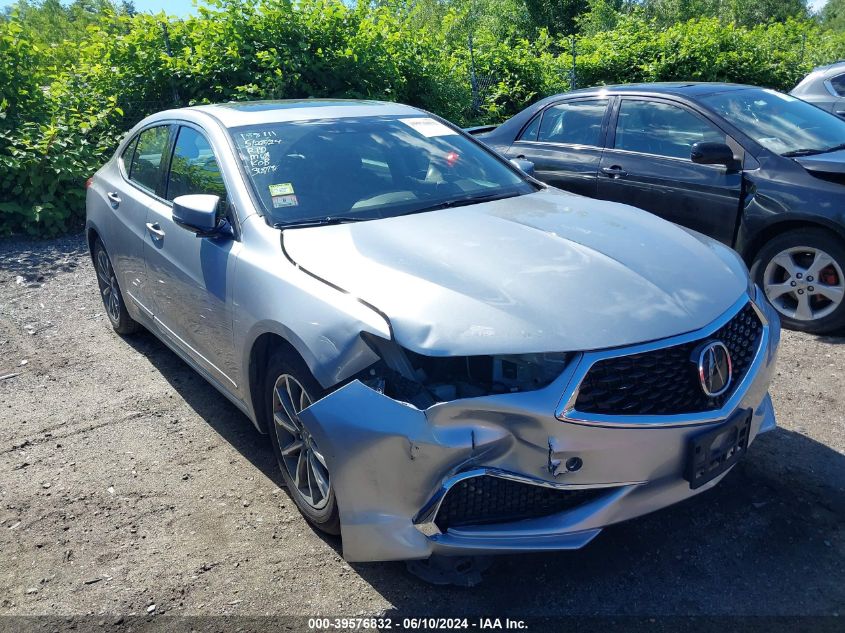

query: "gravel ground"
xmin=0 ymin=233 xmax=843 ymax=622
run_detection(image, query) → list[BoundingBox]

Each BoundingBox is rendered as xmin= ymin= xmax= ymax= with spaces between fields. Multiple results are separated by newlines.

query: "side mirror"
xmin=690 ymin=142 xmax=739 ymax=170
xmin=172 ymin=194 xmax=232 ymax=238
xmin=510 ymin=157 xmax=536 ymax=177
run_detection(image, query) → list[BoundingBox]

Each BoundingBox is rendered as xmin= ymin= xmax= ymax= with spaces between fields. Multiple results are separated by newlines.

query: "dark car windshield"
xmin=230 ymin=115 xmax=534 ymax=226
xmin=699 ymin=88 xmax=845 ymax=156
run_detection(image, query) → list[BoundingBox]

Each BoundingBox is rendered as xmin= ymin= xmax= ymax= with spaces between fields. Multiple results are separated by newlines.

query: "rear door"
xmin=596 ymin=97 xmax=742 ymax=245
xmin=143 ymin=123 xmax=242 ymax=389
xmin=507 ymin=98 xmax=610 ymax=197
xmin=112 ymin=124 xmax=173 ymax=318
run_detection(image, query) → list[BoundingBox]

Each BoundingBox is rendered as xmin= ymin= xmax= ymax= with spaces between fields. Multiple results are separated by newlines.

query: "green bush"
xmin=0 ymin=89 xmax=124 ymax=236
xmin=4 ymin=0 xmax=845 ymax=236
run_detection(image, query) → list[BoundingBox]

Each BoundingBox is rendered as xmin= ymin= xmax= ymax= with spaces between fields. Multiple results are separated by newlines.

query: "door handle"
xmin=146 ymin=222 xmax=165 ymax=239
xmin=601 ymin=166 xmax=628 ymax=178
xmin=107 ymin=192 xmax=121 ymax=208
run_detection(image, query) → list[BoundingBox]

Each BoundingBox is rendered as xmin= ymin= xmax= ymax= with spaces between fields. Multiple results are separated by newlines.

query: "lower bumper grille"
xmin=433 ymin=475 xmax=606 ymax=532
xmin=573 ymin=301 xmax=763 ymax=416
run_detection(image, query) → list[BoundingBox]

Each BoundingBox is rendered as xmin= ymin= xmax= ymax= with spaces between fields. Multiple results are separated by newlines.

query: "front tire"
xmin=92 ymin=238 xmax=139 ymax=335
xmin=264 ymin=351 xmax=340 ymax=535
xmin=751 ymin=228 xmax=845 ymax=334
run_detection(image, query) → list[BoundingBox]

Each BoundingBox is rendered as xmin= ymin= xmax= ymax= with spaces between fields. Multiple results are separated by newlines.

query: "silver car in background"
xmin=86 ymin=100 xmax=780 ymax=563
xmin=792 ymin=61 xmax=845 ymax=117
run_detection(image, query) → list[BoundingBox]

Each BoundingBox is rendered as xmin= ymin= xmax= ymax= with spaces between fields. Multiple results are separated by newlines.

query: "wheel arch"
xmin=246 ymin=330 xmax=314 ymax=434
xmin=741 ymin=217 xmax=845 ymax=266
xmin=86 ymin=224 xmax=103 ymax=263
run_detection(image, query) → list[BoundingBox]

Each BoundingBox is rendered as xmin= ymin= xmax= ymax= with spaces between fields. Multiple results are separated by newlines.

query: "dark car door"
xmin=143 ymin=124 xmax=242 ymax=389
xmin=596 ymin=97 xmax=742 ymax=245
xmin=508 ymin=98 xmax=610 ymax=197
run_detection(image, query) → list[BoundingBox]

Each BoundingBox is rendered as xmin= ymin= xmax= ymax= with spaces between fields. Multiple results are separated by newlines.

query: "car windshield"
xmin=230 ymin=115 xmax=534 ymax=226
xmin=699 ymin=88 xmax=845 ymax=156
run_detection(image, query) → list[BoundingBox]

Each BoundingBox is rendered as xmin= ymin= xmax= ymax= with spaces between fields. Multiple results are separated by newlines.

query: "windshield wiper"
xmin=783 ymin=142 xmax=845 ymax=158
xmin=401 ymin=190 xmax=522 ymax=216
xmin=820 ymin=142 xmax=845 ymax=155
xmin=782 ymin=148 xmax=826 ymax=157
xmin=273 ymin=216 xmax=363 ymax=229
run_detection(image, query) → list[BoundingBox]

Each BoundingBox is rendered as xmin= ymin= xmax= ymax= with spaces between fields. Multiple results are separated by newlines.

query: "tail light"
xmin=85 ymin=177 xmax=94 ymax=188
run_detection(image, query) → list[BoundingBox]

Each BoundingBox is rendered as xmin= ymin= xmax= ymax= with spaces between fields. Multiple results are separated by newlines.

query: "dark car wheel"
xmin=92 ymin=238 xmax=140 ymax=335
xmin=751 ymin=228 xmax=845 ymax=334
xmin=264 ymin=350 xmax=340 ymax=535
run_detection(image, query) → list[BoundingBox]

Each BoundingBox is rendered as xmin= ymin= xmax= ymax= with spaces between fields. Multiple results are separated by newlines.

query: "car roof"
xmin=562 ymin=82 xmax=757 ymax=99
xmin=187 ymin=99 xmax=424 ymax=128
xmin=809 ymin=60 xmax=845 ymax=76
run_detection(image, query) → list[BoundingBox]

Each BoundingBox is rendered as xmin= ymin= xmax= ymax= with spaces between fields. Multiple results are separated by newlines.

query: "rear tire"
xmin=264 ymin=350 xmax=340 ymax=535
xmin=92 ymin=238 xmax=139 ymax=336
xmin=750 ymin=228 xmax=845 ymax=334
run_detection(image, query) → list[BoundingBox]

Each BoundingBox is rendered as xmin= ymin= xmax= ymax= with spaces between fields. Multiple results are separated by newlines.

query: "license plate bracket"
xmin=685 ymin=409 xmax=752 ymax=489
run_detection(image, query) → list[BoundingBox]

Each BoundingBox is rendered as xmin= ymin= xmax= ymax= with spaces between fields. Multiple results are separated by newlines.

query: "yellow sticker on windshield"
xmin=269 ymin=183 xmax=295 ymax=196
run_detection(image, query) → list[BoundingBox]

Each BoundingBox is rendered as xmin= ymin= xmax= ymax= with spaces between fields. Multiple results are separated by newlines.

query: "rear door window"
xmin=128 ymin=126 xmax=170 ymax=194
xmin=537 ymin=99 xmax=609 ymax=147
xmin=518 ymin=113 xmax=542 ymax=141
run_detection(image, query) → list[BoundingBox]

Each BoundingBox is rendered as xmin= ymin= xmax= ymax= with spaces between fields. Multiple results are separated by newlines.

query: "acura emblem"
xmin=695 ymin=341 xmax=733 ymax=397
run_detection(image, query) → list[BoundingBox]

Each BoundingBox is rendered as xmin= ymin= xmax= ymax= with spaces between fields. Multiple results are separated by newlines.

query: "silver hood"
xmin=282 ymin=188 xmax=748 ymax=355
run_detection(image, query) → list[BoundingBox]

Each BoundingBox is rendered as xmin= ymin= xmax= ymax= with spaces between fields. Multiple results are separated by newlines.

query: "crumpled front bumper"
xmin=298 ymin=293 xmax=780 ymax=562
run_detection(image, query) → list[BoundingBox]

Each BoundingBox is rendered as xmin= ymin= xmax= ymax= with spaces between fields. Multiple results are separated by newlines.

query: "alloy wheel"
xmin=763 ymin=246 xmax=845 ymax=321
xmin=272 ymin=374 xmax=331 ymax=510
xmin=95 ymin=249 xmax=122 ymax=323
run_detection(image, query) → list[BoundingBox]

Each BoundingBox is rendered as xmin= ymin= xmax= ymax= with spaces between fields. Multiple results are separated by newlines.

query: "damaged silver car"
xmin=86 ymin=100 xmax=780 ymax=562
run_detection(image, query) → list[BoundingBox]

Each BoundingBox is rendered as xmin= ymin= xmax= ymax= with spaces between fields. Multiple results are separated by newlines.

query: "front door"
xmin=143 ymin=124 xmax=242 ymax=389
xmin=508 ymin=98 xmax=610 ymax=197
xmin=596 ymin=98 xmax=743 ymax=245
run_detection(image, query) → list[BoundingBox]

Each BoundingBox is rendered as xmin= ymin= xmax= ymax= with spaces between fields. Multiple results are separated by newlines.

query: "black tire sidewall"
xmin=92 ymin=239 xmax=138 ymax=335
xmin=263 ymin=351 xmax=340 ymax=534
xmin=751 ymin=228 xmax=845 ymax=334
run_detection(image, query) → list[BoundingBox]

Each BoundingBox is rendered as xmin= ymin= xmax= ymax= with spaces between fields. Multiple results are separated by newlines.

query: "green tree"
xmin=523 ymin=0 xmax=590 ymax=35
xmin=640 ymin=0 xmax=808 ymax=27
xmin=577 ymin=0 xmax=624 ymax=36
xmin=823 ymin=0 xmax=845 ymax=30
xmin=1 ymin=0 xmax=135 ymax=65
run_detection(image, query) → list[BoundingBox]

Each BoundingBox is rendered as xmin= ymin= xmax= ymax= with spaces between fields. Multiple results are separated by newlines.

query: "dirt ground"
xmin=1 ymin=233 xmax=843 ymax=623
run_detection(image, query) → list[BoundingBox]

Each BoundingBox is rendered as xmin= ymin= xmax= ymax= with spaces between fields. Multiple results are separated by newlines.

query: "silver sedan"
xmin=86 ymin=100 xmax=780 ymax=562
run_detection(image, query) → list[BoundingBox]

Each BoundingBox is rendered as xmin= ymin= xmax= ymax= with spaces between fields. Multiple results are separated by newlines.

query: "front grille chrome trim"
xmin=556 ymin=292 xmax=769 ymax=428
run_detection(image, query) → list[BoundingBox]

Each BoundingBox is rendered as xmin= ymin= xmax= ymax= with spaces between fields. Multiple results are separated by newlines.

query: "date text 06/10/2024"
xmin=307 ymin=618 xmax=529 ymax=630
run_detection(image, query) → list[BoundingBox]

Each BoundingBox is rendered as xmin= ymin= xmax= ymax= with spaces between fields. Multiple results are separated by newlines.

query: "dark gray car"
xmin=474 ymin=83 xmax=845 ymax=334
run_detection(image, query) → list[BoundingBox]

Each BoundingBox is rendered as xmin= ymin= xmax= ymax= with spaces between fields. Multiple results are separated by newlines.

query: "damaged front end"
xmin=298 ymin=294 xmax=779 ymax=563
xmin=352 ymin=332 xmax=571 ymax=408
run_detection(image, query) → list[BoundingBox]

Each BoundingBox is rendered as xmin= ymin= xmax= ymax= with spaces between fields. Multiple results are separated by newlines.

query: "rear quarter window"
xmin=830 ymin=74 xmax=845 ymax=97
xmin=120 ymin=136 xmax=138 ymax=176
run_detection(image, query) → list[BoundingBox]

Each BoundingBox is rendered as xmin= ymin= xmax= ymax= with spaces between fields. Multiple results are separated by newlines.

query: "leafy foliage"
xmin=523 ymin=0 xmax=590 ymax=36
xmin=2 ymin=0 xmax=845 ymax=235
